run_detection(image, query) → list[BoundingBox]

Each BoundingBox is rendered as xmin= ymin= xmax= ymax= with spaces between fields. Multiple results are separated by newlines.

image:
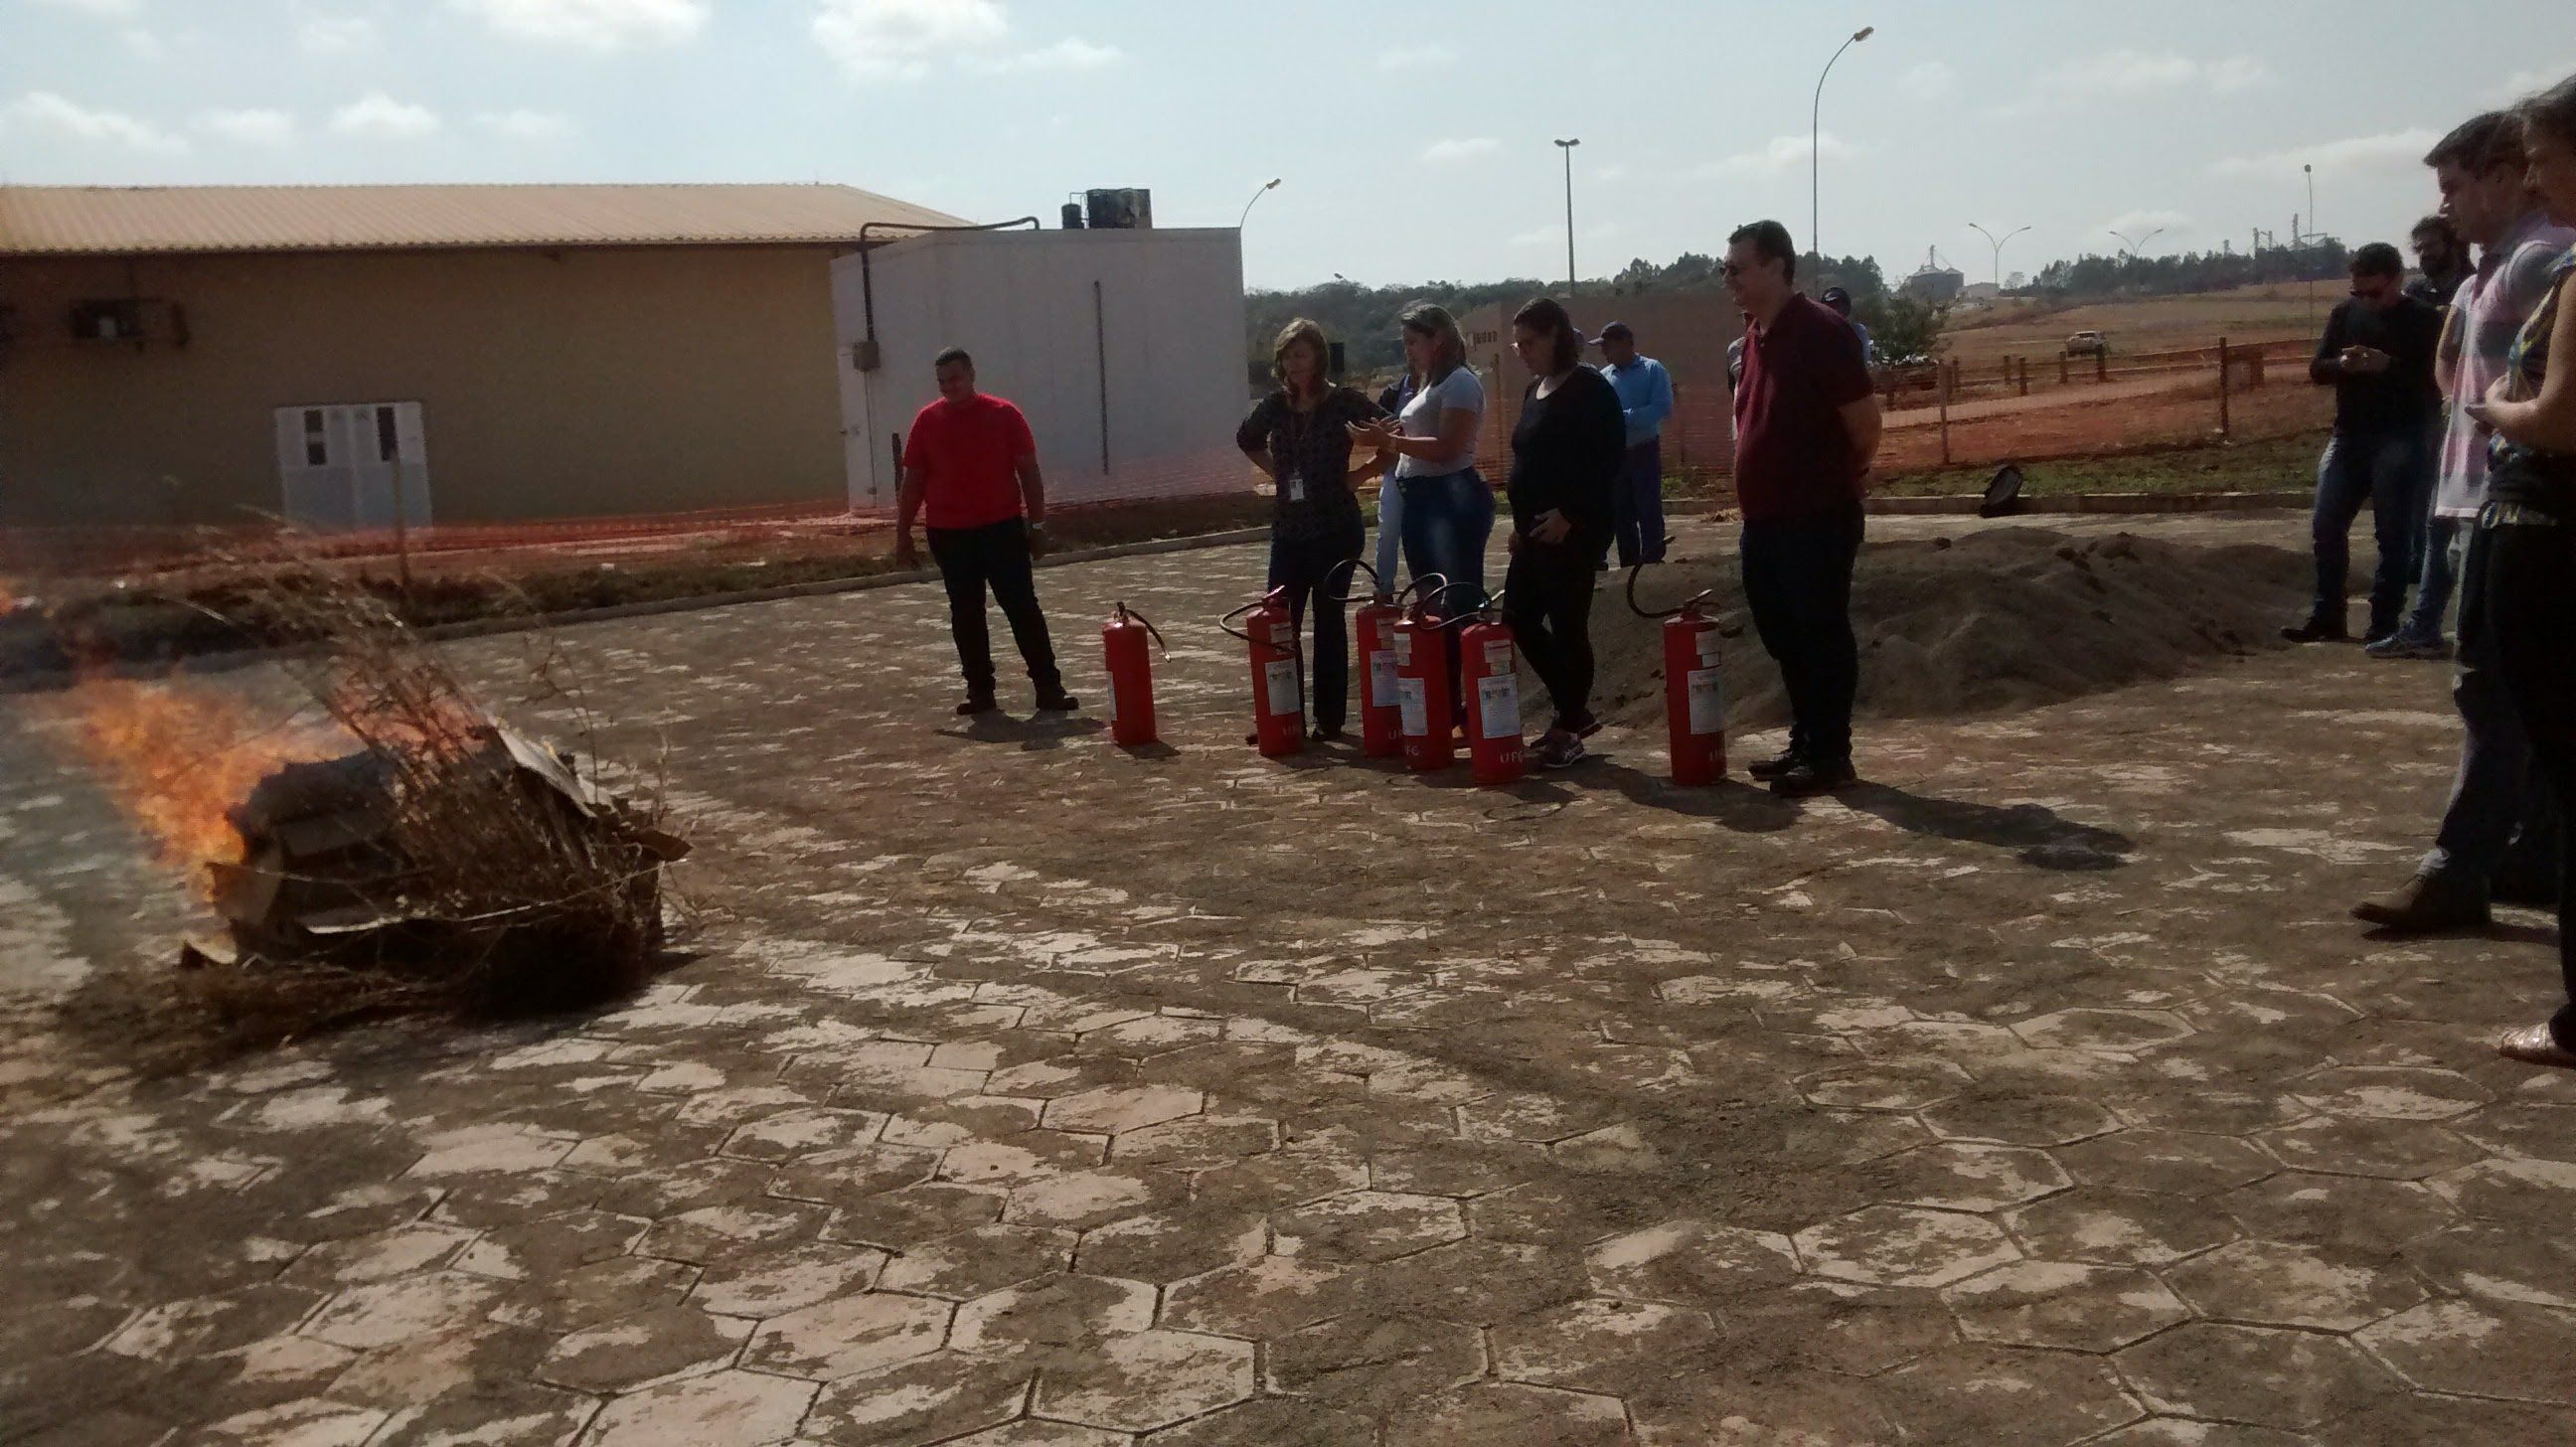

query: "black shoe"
xmin=1311 ymin=725 xmax=1346 ymax=742
xmin=2351 ymin=875 xmax=2490 ymax=933
xmin=2281 ymin=618 xmax=2350 ymax=643
xmin=1035 ymin=689 xmax=1080 ymax=713
xmin=1748 ymin=749 xmax=1801 ymax=781
xmin=2493 ymin=872 xmax=2560 ymax=910
xmin=956 ymin=695 xmax=999 ymax=717
xmin=1769 ymin=759 xmax=1857 ymax=797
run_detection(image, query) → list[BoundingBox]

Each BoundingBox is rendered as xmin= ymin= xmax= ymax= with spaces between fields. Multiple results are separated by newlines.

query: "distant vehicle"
xmin=2064 ymin=330 xmax=2109 ymax=357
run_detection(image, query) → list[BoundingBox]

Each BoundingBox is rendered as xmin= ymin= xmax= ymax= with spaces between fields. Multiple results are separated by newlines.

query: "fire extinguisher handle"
xmin=1114 ymin=602 xmax=1170 ymax=655
xmin=1625 ymin=561 xmax=1715 ymax=620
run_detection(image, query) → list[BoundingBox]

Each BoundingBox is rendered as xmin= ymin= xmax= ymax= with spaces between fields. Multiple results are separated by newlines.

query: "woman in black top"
xmin=1502 ymin=297 xmax=1626 ymax=768
xmin=2469 ymin=74 xmax=2576 ymax=1070
xmin=1237 ymin=319 xmax=1388 ymax=739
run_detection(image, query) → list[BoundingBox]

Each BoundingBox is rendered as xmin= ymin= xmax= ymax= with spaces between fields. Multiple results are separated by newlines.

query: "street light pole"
xmin=2108 ymin=227 xmax=2165 ymax=262
xmin=1237 ymin=177 xmax=1280 ymax=231
xmin=1811 ymin=24 xmax=1873 ymax=294
xmin=1967 ymin=223 xmax=2029 ymax=290
xmin=1554 ymin=138 xmax=1580 ymax=294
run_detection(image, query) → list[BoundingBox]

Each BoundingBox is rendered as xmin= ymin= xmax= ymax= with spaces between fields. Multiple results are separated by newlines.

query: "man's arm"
xmin=1632 ymin=361 xmax=1676 ymax=433
xmin=2311 ymin=305 xmax=2349 ymax=386
xmin=2478 ymin=271 xmax=2576 ymax=451
xmin=894 ymin=464 xmax=927 ymax=568
xmin=1839 ymin=396 xmax=1883 ymax=474
xmin=1015 ymin=454 xmax=1046 ymax=528
xmin=2436 ymin=303 xmax=2466 ymax=398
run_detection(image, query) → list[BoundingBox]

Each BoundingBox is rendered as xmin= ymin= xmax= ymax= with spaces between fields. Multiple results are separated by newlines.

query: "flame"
xmin=49 ymin=677 xmax=340 ymax=893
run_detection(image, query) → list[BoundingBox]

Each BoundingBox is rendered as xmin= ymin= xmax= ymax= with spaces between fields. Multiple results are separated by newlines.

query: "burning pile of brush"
xmin=34 ymin=564 xmax=686 ymax=1044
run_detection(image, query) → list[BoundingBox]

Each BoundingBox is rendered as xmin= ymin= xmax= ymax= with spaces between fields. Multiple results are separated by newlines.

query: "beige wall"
xmin=0 ymin=244 xmax=847 ymax=528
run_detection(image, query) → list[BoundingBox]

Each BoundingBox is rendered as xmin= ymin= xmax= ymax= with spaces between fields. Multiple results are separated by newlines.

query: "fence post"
xmin=2217 ymin=336 xmax=2231 ymax=438
xmin=1938 ymin=361 xmax=1952 ymax=466
xmin=2096 ymin=348 xmax=2109 ymax=385
xmin=2059 ymin=352 xmax=2069 ymax=387
xmin=2017 ymin=357 xmax=2029 ymax=398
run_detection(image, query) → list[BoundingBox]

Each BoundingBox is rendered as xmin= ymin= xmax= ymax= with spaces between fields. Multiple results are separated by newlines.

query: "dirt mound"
xmin=1587 ymin=526 xmax=2308 ymax=731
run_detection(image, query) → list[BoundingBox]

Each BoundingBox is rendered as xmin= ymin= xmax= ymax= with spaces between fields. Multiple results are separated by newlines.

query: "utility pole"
xmin=1968 ymin=223 xmax=2030 ymax=290
xmin=1554 ymin=139 xmax=1580 ymax=294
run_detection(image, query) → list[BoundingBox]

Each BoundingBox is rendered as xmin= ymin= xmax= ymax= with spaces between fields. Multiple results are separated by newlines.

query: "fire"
xmin=49 ymin=678 xmax=341 ymax=891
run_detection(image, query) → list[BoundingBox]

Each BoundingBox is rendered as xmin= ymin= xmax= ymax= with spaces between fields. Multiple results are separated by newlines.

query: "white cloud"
xmin=299 ymin=15 xmax=381 ymax=54
xmin=2212 ymin=127 xmax=2441 ymax=180
xmin=2001 ymin=49 xmax=2273 ymax=115
xmin=29 ymin=0 xmax=141 ymax=17
xmin=448 ymin=0 xmax=708 ymax=49
xmin=1421 ymin=136 xmax=1500 ymax=164
xmin=962 ymin=36 xmax=1121 ymax=74
xmin=1899 ymin=61 xmax=1956 ymax=101
xmin=2498 ymin=62 xmax=2576 ymax=101
xmin=1377 ymin=44 xmax=1455 ymax=72
xmin=476 ymin=108 xmax=577 ymax=140
xmin=1696 ymin=133 xmax=1859 ymax=178
xmin=196 ymin=107 xmax=296 ymax=145
xmin=813 ymin=0 xmax=1006 ymax=78
xmin=1594 ymin=163 xmax=1631 ymax=184
xmin=1 ymin=91 xmax=187 ymax=152
xmin=330 ymin=92 xmax=441 ymax=138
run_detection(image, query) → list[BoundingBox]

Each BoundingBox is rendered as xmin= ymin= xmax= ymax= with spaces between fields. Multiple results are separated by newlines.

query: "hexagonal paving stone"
xmin=1146 ymin=1397 xmax=1377 ymax=1447
xmin=2164 ymin=1239 xmax=2427 ymax=1332
xmin=691 ymin=1241 xmax=887 ymax=1318
xmin=2403 ymin=1221 xmax=2576 ymax=1309
xmin=1877 ymin=1344 xmax=2142 ymax=1445
xmin=105 ymin=1284 xmax=324 ymax=1361
xmin=576 ymin=1367 xmax=816 ymax=1445
xmin=2011 ymin=1008 xmax=2194 ymax=1052
xmin=1107 ymin=1115 xmax=1277 ymax=1170
xmin=740 ymin=1291 xmax=950 ymax=1380
xmin=539 ymin=1305 xmax=750 ymax=1393
xmin=1032 ymin=1328 xmax=1254 ymax=1431
xmin=2213 ymin=1172 xmax=2457 ymax=1253
xmin=721 ymin=1107 xmax=885 ymax=1164
xmin=2117 ymin=1322 xmax=2398 ymax=1428
xmin=950 ymin=1274 xmax=1154 ymax=1356
xmin=2050 ymin=1129 xmax=2277 ymax=1198
xmin=2290 ymin=1066 xmax=2492 ymax=1121
xmin=198 ymin=1400 xmax=388 ymax=1446
xmin=452 ymin=1209 xmax=647 ymax=1282
xmin=2453 ymin=1101 xmax=2576 ymax=1163
xmin=1630 ymin=1369 xmax=1898 ymax=1445
xmin=1368 ymin=1139 xmax=1543 ymax=1198
xmin=366 ymin=1380 xmax=598 ymax=1446
xmin=281 ymin=1224 xmax=478 ymax=1288
xmin=1001 ymin=1169 xmax=1183 ymax=1231
xmin=1385 ymin=1382 xmax=1629 ymax=1447
xmin=1585 ymin=1218 xmax=1802 ymax=1304
xmin=2250 ymin=1115 xmax=2486 ymax=1181
xmin=1783 ymin=1107 xmax=1936 ymax=1166
xmin=938 ymin=1132 xmax=1110 ymax=1189
xmin=1876 ymin=1142 xmax=2073 ymax=1212
xmin=939 ymin=1423 xmax=1128 ymax=1447
xmin=1041 ymin=1085 xmax=1204 ymax=1135
xmin=1368 ymin=1237 xmax=1588 ymax=1327
xmin=1190 ymin=1148 xmax=1368 ymax=1209
xmin=2355 ymin=1297 xmax=2576 ymax=1404
xmin=2083 ymin=1423 xmax=2309 ymax=1447
xmin=634 ymin=1201 xmax=827 ymax=1268
xmin=766 ymin=1144 xmax=944 ymax=1206
xmin=1942 ymin=1260 xmax=2189 ymax=1352
xmin=1795 ymin=1206 xmax=2021 ymax=1289
xmin=1273 ymin=1191 xmax=1465 ymax=1263
xmin=301 ymin=1273 xmax=502 ymax=1353
xmin=1268 ymin=1315 xmax=1486 ymax=1414
xmin=1797 ymin=1057 xmax=1975 ymax=1112
xmin=1491 ymin=1296 xmax=1717 ymax=1393
xmin=1918 ymin=1094 xmax=2122 ymax=1147
xmin=1161 ymin=1255 xmax=1359 ymax=1340
xmin=525 ymin=1256 xmax=700 ymax=1334
xmin=828 ymin=1184 xmax=1009 ymax=1246
xmin=801 ymin=1351 xmax=1034 ymax=1447
xmin=2318 ymin=1392 xmax=2576 ymax=1446
xmin=2005 ymin=1188 xmax=2237 ymax=1266
xmin=2428 ymin=1156 xmax=2576 ymax=1222
xmin=1075 ymin=1205 xmax=1265 ymax=1285
xmin=878 ymin=1225 xmax=1076 ymax=1300
xmin=1725 ymin=1278 xmax=1958 ymax=1377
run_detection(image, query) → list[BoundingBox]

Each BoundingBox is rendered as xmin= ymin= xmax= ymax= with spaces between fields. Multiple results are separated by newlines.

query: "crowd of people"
xmin=886 ymin=74 xmax=2576 ymax=1069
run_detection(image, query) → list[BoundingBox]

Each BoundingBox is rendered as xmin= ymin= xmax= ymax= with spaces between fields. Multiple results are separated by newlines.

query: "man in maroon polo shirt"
xmin=1725 ymin=221 xmax=1883 ymax=796
xmin=894 ymin=349 xmax=1078 ymax=717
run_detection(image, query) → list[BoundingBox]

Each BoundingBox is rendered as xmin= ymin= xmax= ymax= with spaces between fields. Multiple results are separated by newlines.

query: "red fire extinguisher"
xmin=1629 ymin=564 xmax=1727 ymax=783
xmin=1456 ymin=602 xmax=1527 ymax=786
xmin=1101 ymin=601 xmax=1167 ymax=747
xmin=1392 ymin=576 xmax=1465 ymax=772
xmin=1328 ymin=560 xmax=1404 ymax=758
xmin=1220 ymin=586 xmax=1305 ymax=758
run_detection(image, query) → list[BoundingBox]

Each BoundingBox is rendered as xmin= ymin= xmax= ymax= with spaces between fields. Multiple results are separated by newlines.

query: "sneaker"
xmin=1747 ymin=749 xmax=1801 ymax=782
xmin=2281 ymin=618 xmax=2350 ymax=643
xmin=1769 ymin=758 xmax=1858 ymax=797
xmin=2350 ymin=875 xmax=2489 ymax=934
xmin=1310 ymin=725 xmax=1345 ymax=742
xmin=2497 ymin=1021 xmax=2576 ymax=1071
xmin=955 ymin=695 xmax=999 ymax=717
xmin=1557 ymin=711 xmax=1604 ymax=739
xmin=1533 ymin=728 xmax=1587 ymax=769
xmin=1035 ymin=688 xmax=1080 ymax=713
xmin=2363 ymin=633 xmax=2453 ymax=660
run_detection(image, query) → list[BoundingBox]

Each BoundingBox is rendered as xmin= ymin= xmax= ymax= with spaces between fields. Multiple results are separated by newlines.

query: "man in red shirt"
xmin=1725 ymin=221 xmax=1883 ymax=796
xmin=894 ymin=349 xmax=1078 ymax=716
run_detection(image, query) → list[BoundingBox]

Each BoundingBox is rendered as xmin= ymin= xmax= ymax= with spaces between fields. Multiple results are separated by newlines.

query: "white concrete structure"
xmin=833 ymin=228 xmax=1248 ymax=512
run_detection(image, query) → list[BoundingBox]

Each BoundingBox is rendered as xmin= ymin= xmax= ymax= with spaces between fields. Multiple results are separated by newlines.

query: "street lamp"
xmin=1554 ymin=138 xmax=1580 ymax=294
xmin=1967 ymin=223 xmax=2029 ymax=290
xmin=1238 ymin=177 xmax=1281 ymax=231
xmin=2108 ymin=227 xmax=2166 ymax=261
xmin=1811 ymin=24 xmax=1872 ymax=294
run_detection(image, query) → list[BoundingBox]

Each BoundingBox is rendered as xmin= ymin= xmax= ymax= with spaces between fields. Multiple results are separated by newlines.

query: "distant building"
xmin=1901 ymin=248 xmax=1965 ymax=303
xmin=1960 ymin=281 xmax=2002 ymax=303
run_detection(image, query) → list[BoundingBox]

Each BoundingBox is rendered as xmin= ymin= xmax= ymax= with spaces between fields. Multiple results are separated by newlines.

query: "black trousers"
xmin=1741 ymin=504 xmax=1864 ymax=768
xmin=1504 ymin=544 xmax=1598 ymax=729
xmin=2484 ymin=516 xmax=2576 ymax=1049
xmin=1268 ymin=517 xmax=1366 ymax=734
xmin=927 ymin=518 xmax=1062 ymax=698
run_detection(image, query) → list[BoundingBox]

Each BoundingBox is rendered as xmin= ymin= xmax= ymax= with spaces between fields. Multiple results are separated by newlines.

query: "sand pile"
xmin=1586 ymin=527 xmax=2310 ymax=731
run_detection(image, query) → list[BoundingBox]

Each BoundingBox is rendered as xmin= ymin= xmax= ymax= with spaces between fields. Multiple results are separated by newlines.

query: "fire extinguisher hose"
xmin=1625 ymin=561 xmax=1716 ymax=620
xmin=1214 ymin=585 xmax=1292 ymax=647
xmin=1321 ymin=557 xmax=1385 ymax=605
xmin=1112 ymin=600 xmax=1169 ymax=654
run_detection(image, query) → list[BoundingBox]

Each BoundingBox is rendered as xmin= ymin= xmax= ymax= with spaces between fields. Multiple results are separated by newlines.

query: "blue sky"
xmin=4 ymin=0 xmax=2571 ymax=290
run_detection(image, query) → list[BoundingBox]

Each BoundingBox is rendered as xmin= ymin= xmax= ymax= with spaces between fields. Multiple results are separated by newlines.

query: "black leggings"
xmin=2485 ymin=518 xmax=2576 ymax=1049
xmin=1504 ymin=546 xmax=1597 ymax=730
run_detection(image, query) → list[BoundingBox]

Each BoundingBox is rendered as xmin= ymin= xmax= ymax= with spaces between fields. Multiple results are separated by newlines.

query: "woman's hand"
xmin=1348 ymin=418 xmax=1396 ymax=449
xmin=1529 ymin=509 xmax=1572 ymax=546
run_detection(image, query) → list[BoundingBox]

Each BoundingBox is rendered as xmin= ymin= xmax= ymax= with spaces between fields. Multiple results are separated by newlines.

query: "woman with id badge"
xmin=1238 ymin=319 xmax=1389 ymax=740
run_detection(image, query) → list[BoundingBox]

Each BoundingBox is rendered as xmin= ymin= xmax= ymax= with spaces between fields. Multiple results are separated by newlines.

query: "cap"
xmin=1819 ymin=286 xmax=1852 ymax=307
xmin=1590 ymin=321 xmax=1634 ymax=344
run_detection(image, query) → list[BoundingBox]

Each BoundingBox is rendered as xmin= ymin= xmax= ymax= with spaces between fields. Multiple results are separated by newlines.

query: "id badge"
xmin=1283 ymin=469 xmax=1305 ymax=504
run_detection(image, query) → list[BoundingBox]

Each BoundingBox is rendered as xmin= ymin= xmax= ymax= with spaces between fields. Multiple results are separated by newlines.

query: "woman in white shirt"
xmin=1354 ymin=303 xmax=1494 ymax=607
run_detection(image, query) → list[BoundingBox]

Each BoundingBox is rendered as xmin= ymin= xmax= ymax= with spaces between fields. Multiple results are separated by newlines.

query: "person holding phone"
xmin=1350 ymin=303 xmax=1492 ymax=728
xmin=1504 ymin=298 xmax=1625 ymax=767
xmin=1237 ymin=319 xmax=1387 ymax=740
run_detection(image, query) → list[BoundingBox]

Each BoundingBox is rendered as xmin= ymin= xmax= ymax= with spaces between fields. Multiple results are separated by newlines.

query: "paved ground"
xmin=4 ymin=513 xmax=2573 ymax=1447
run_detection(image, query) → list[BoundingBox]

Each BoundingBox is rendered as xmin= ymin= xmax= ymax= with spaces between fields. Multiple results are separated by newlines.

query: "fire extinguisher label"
xmin=1398 ymin=678 xmax=1428 ymax=736
xmin=1697 ymin=632 xmax=1724 ymax=666
xmin=1478 ymin=674 xmax=1522 ymax=739
xmin=1393 ymin=632 xmax=1413 ymax=666
xmin=1485 ymin=640 xmax=1515 ymax=673
xmin=1688 ymin=667 xmax=1726 ymax=735
xmin=1368 ymin=651 xmax=1397 ymax=708
xmin=1265 ymin=660 xmax=1302 ymax=718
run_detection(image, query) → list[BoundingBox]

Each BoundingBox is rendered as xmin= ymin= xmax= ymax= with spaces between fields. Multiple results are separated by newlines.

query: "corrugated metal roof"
xmin=0 ymin=184 xmax=972 ymax=257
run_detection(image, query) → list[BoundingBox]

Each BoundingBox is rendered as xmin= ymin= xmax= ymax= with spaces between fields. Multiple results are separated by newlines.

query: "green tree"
xmin=1860 ymin=294 xmax=1948 ymax=366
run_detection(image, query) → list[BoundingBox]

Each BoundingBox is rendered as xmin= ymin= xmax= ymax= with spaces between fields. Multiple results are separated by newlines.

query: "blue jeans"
xmin=2423 ymin=522 xmax=2562 ymax=893
xmin=1612 ymin=438 xmax=1667 ymax=566
xmin=1742 ymin=504 xmax=1865 ymax=769
xmin=2397 ymin=516 xmax=2462 ymax=644
xmin=2310 ymin=428 xmax=2432 ymax=638
xmin=1397 ymin=469 xmax=1496 ymax=607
